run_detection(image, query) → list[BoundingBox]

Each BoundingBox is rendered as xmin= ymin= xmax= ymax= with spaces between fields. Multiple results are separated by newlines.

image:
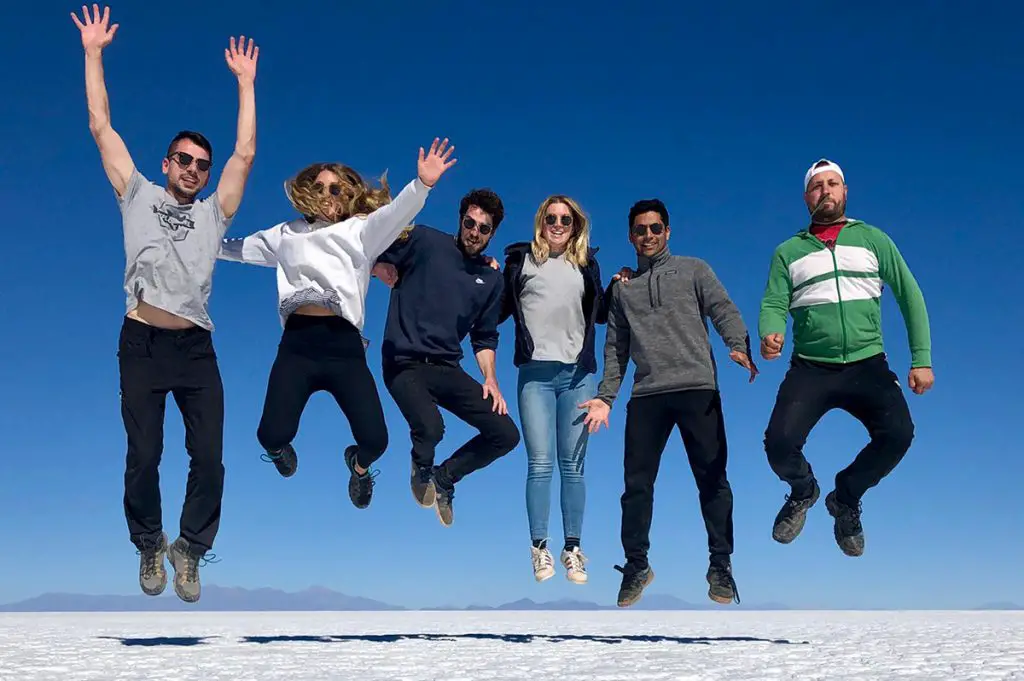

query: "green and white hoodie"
xmin=758 ymin=219 xmax=931 ymax=368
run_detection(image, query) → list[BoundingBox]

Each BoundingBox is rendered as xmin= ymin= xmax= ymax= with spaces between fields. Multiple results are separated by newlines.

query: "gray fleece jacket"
xmin=597 ymin=247 xmax=751 ymax=406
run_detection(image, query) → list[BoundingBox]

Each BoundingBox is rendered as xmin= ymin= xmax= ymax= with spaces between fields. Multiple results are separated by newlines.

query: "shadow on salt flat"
xmin=239 ymin=633 xmax=810 ymax=646
xmin=97 ymin=636 xmax=216 ymax=647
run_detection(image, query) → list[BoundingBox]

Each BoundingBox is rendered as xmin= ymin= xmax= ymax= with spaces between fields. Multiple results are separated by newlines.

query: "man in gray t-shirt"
xmin=72 ymin=6 xmax=259 ymax=604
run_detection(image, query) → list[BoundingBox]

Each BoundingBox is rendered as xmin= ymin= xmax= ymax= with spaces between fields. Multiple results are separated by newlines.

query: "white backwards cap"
xmin=804 ymin=158 xmax=845 ymax=190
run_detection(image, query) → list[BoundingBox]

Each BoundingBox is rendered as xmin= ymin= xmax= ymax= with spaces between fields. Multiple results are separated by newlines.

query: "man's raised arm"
xmin=72 ymin=5 xmax=135 ymax=198
xmin=216 ymin=36 xmax=259 ymax=220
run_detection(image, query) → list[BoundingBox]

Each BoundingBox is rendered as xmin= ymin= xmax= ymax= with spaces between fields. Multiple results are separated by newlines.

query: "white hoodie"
xmin=219 ymin=178 xmax=431 ymax=330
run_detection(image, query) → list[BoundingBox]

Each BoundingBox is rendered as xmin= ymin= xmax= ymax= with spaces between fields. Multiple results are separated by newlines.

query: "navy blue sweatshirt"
xmin=376 ymin=225 xmax=505 ymax=364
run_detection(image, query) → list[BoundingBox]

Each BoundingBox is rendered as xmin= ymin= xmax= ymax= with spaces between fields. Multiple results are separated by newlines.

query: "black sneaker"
xmin=772 ymin=479 xmax=820 ymax=544
xmin=707 ymin=561 xmax=740 ymax=605
xmin=261 ymin=444 xmax=298 ymax=478
xmin=614 ymin=563 xmax=654 ymax=607
xmin=166 ymin=536 xmax=211 ymax=604
xmin=136 ymin=532 xmax=168 ymax=596
xmin=432 ymin=466 xmax=454 ymax=527
xmin=344 ymin=446 xmax=377 ymax=509
xmin=411 ymin=463 xmax=436 ymax=508
xmin=825 ymin=491 xmax=865 ymax=557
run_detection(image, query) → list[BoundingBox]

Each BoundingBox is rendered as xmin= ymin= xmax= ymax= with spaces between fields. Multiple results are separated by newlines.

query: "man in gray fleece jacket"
xmin=580 ymin=198 xmax=757 ymax=609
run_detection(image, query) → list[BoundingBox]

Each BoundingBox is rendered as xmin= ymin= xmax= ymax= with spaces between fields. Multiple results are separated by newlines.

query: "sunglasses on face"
xmin=313 ymin=182 xmax=343 ymax=196
xmin=168 ymin=151 xmax=211 ymax=173
xmin=462 ymin=215 xmax=494 ymax=235
xmin=631 ymin=222 xmax=665 ymax=237
xmin=544 ymin=214 xmax=573 ymax=227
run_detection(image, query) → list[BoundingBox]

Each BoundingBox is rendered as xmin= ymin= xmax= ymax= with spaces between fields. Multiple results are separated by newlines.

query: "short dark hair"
xmin=628 ymin=198 xmax=669 ymax=228
xmin=167 ymin=130 xmax=213 ymax=162
xmin=460 ymin=188 xmax=505 ymax=230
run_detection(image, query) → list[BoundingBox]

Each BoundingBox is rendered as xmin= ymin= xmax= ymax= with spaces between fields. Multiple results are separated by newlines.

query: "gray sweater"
xmin=597 ymin=248 xmax=751 ymax=405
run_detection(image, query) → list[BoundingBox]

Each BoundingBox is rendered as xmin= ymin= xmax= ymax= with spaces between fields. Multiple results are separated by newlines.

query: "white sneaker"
xmin=561 ymin=546 xmax=588 ymax=584
xmin=531 ymin=543 xmax=555 ymax=582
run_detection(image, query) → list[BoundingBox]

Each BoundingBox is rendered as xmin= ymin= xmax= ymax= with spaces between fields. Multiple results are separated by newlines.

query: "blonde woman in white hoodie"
xmin=219 ymin=138 xmax=456 ymax=508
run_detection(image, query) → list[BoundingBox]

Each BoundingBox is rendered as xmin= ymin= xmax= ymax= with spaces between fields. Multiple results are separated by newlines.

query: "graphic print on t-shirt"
xmin=151 ymin=202 xmax=196 ymax=242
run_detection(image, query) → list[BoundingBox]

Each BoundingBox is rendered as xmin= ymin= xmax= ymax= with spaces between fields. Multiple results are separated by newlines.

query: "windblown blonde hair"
xmin=531 ymin=195 xmax=591 ymax=268
xmin=285 ymin=162 xmax=392 ymax=223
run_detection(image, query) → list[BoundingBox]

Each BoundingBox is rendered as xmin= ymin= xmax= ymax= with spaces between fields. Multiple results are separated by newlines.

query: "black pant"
xmin=382 ymin=358 xmax=520 ymax=483
xmin=621 ymin=389 xmax=733 ymax=569
xmin=118 ymin=317 xmax=224 ymax=555
xmin=764 ymin=353 xmax=915 ymax=504
xmin=257 ymin=315 xmax=388 ymax=469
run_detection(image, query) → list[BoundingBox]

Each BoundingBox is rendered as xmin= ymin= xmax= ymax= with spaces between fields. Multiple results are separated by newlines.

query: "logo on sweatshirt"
xmin=475 ymin=277 xmax=484 ymax=284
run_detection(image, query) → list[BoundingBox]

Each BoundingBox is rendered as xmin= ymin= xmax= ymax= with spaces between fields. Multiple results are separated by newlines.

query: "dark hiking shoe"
xmin=707 ymin=561 xmax=740 ymax=605
xmin=614 ymin=563 xmax=654 ymax=607
xmin=432 ymin=466 xmax=454 ymax=527
xmin=411 ymin=463 xmax=436 ymax=508
xmin=167 ymin=537 xmax=212 ymax=603
xmin=825 ymin=491 xmax=865 ymax=557
xmin=772 ymin=479 xmax=820 ymax=544
xmin=137 ymin=532 xmax=168 ymax=596
xmin=344 ymin=446 xmax=377 ymax=509
xmin=261 ymin=444 xmax=298 ymax=478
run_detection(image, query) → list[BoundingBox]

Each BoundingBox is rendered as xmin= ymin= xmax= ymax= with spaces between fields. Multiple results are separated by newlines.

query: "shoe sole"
xmin=413 ymin=482 xmax=436 ymax=508
xmin=708 ymin=590 xmax=734 ymax=605
xmin=167 ymin=542 xmax=201 ymax=604
xmin=534 ymin=569 xmax=554 ymax=582
xmin=617 ymin=568 xmax=654 ymax=608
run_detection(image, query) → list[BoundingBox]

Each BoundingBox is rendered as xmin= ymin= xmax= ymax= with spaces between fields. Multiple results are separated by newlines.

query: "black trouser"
xmin=763 ymin=353 xmax=915 ymax=504
xmin=256 ymin=315 xmax=388 ymax=470
xmin=382 ymin=358 xmax=520 ymax=483
xmin=118 ymin=317 xmax=224 ymax=556
xmin=621 ymin=389 xmax=733 ymax=570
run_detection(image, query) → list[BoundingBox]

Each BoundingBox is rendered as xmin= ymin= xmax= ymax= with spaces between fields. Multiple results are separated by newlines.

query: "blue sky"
xmin=0 ymin=0 xmax=1020 ymax=609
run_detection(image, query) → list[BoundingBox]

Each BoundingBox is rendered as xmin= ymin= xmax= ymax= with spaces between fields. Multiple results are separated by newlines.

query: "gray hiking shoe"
xmin=167 ymin=537 xmax=204 ymax=603
xmin=411 ymin=463 xmax=436 ymax=508
xmin=137 ymin=532 xmax=168 ymax=596
xmin=772 ymin=479 xmax=820 ymax=544
xmin=825 ymin=491 xmax=865 ymax=557
xmin=614 ymin=563 xmax=654 ymax=608
xmin=432 ymin=466 xmax=454 ymax=527
xmin=707 ymin=561 xmax=740 ymax=605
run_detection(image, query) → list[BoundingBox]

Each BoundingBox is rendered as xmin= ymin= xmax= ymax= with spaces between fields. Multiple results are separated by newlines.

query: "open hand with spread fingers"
xmin=225 ymin=35 xmax=259 ymax=84
xmin=418 ymin=138 xmax=457 ymax=187
xmin=579 ymin=398 xmax=611 ymax=434
xmin=71 ymin=4 xmax=118 ymax=52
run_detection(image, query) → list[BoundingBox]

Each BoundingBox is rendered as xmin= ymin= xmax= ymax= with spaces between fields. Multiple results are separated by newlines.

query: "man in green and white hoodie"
xmin=759 ymin=159 xmax=935 ymax=558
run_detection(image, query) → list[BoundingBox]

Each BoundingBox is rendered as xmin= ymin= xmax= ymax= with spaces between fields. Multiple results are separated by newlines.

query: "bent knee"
xmin=494 ymin=418 xmax=521 ymax=453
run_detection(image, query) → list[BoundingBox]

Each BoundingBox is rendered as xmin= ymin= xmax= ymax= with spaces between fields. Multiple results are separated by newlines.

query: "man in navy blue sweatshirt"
xmin=373 ymin=188 xmax=520 ymax=527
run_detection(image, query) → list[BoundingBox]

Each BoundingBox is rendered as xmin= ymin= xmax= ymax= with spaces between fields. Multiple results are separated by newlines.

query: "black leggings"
xmin=256 ymin=314 xmax=388 ymax=469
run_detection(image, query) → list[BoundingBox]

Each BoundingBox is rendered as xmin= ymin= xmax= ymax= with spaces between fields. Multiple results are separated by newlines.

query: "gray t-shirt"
xmin=519 ymin=252 xmax=586 ymax=364
xmin=118 ymin=169 xmax=232 ymax=330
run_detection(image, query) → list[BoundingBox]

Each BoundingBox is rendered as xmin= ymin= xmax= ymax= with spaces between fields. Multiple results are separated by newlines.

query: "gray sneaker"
xmin=167 ymin=537 xmax=204 ymax=603
xmin=772 ymin=480 xmax=820 ymax=544
xmin=432 ymin=466 xmax=454 ymax=527
xmin=614 ymin=563 xmax=654 ymax=608
xmin=825 ymin=491 xmax=865 ymax=557
xmin=137 ymin=532 xmax=168 ymax=596
xmin=411 ymin=463 xmax=436 ymax=508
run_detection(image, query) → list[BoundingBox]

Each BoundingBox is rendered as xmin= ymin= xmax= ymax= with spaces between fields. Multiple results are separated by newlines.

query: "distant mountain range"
xmin=0 ymin=587 xmax=1018 ymax=612
xmin=0 ymin=586 xmax=789 ymax=612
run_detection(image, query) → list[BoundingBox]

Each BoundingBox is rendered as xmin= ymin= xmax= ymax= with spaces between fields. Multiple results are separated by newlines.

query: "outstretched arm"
xmin=360 ymin=138 xmax=457 ymax=260
xmin=219 ymin=222 xmax=284 ymax=267
xmin=72 ymin=5 xmax=134 ymax=198
xmin=697 ymin=261 xmax=758 ymax=381
xmin=216 ymin=36 xmax=259 ymax=220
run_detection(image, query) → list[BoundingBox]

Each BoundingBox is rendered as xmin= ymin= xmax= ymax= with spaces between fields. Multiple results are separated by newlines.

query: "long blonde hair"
xmin=285 ymin=162 xmax=391 ymax=223
xmin=531 ymin=195 xmax=591 ymax=267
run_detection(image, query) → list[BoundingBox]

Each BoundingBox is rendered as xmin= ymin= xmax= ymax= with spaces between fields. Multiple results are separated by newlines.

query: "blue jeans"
xmin=517 ymin=361 xmax=596 ymax=544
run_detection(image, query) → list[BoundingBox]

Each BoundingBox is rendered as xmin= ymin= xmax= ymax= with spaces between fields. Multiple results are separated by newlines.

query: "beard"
xmin=810 ymin=196 xmax=846 ymax=224
xmin=457 ymin=233 xmax=486 ymax=256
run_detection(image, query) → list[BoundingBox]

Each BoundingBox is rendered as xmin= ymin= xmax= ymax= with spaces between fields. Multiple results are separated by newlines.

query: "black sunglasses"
xmin=631 ymin=222 xmax=666 ymax=237
xmin=168 ymin=151 xmax=211 ymax=172
xmin=462 ymin=215 xmax=494 ymax=235
xmin=544 ymin=214 xmax=573 ymax=227
xmin=313 ymin=182 xmax=343 ymax=196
